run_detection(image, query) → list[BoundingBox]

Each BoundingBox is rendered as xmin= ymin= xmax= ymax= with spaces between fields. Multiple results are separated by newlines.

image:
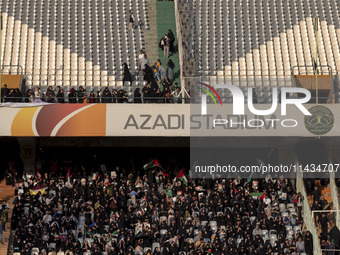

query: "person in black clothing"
xmin=155 ymin=88 xmax=164 ymax=103
xmin=304 ymin=230 xmax=313 ymax=255
xmin=163 ymin=87 xmax=172 ymax=103
xmin=77 ymin=86 xmax=87 ymax=103
xmin=167 ymin=29 xmax=175 ymax=52
xmin=95 ymin=91 xmax=101 ymax=103
xmin=102 ymin=87 xmax=112 ymax=103
xmin=319 ymin=213 xmax=329 ymax=236
xmin=123 ymin=63 xmax=132 ymax=85
xmin=142 ymin=83 xmax=151 ymax=103
xmin=117 ymin=89 xmax=124 ymax=103
xmin=150 ymin=80 xmax=159 ymax=99
xmin=4 ymin=170 xmax=14 ymax=185
xmin=143 ymin=64 xmax=154 ymax=84
xmin=311 ymin=186 xmax=321 ymax=202
xmin=46 ymin=86 xmax=55 ymax=103
xmin=163 ymin=76 xmax=172 ymax=91
xmin=133 ymin=87 xmax=141 ymax=103
xmin=311 ymin=200 xmax=321 ymax=224
xmin=88 ymin=91 xmax=96 ymax=103
xmin=11 ymin=161 xmax=305 ymax=255
xmin=328 ymin=221 xmax=340 ymax=249
xmin=167 ymin=59 xmax=175 ymax=82
xmin=6 ymin=89 xmax=13 ymax=102
xmin=68 ymin=88 xmax=77 ymax=103
xmin=8 ymin=89 xmax=20 ymax=102
xmin=123 ymin=91 xmax=129 ymax=103
xmin=112 ymin=89 xmax=118 ymax=103
xmin=24 ymin=89 xmax=33 ymax=102
xmin=56 ymin=86 xmax=65 ymax=103
xmin=1 ymin=84 xmax=8 ymax=103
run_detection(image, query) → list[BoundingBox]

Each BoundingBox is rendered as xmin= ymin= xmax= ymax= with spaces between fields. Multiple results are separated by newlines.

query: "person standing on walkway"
xmin=138 ymin=50 xmax=145 ymax=71
xmin=167 ymin=29 xmax=175 ymax=52
xmin=164 ymin=35 xmax=170 ymax=58
xmin=158 ymin=64 xmax=167 ymax=81
xmin=159 ymin=36 xmax=165 ymax=52
xmin=167 ymin=59 xmax=175 ymax=82
xmin=123 ymin=63 xmax=132 ymax=85
xmin=128 ymin=10 xmax=135 ymax=30
xmin=140 ymin=54 xmax=149 ymax=73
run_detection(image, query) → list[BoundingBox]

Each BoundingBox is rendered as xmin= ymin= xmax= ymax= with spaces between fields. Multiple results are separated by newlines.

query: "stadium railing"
xmin=0 ymin=97 xmax=191 ymax=104
xmin=330 ymin=171 xmax=340 ymax=230
xmin=296 ymin=163 xmax=322 ymax=254
xmin=174 ymin=0 xmax=186 ymax=97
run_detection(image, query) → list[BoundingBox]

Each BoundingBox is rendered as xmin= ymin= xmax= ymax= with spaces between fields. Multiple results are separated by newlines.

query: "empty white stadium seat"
xmin=0 ymin=0 xmax=148 ymax=87
xmin=185 ymin=0 xmax=340 ymax=88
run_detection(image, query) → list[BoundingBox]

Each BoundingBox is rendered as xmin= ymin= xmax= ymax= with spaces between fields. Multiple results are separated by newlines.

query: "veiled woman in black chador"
xmin=123 ymin=63 xmax=132 ymax=84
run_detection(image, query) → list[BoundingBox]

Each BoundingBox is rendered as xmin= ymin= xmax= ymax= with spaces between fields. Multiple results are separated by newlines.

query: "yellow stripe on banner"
xmin=11 ymin=107 xmax=39 ymax=136
xmin=29 ymin=188 xmax=47 ymax=196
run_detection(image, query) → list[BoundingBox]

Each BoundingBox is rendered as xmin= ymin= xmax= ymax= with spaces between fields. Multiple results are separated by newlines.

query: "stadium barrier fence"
xmin=330 ymin=171 xmax=340 ymax=230
xmin=296 ymin=162 xmax=322 ymax=255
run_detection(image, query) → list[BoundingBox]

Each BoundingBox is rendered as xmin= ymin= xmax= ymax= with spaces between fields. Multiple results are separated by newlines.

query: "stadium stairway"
xmin=308 ymin=180 xmax=334 ymax=235
xmin=0 ymin=180 xmax=15 ymax=255
xmin=307 ymin=180 xmax=333 ymax=206
xmin=178 ymin=0 xmax=196 ymax=78
xmin=143 ymin=0 xmax=160 ymax=65
xmin=156 ymin=1 xmax=181 ymax=87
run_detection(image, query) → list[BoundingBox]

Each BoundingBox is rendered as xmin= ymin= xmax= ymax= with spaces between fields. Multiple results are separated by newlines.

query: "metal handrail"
xmin=0 ymin=65 xmax=24 ymax=75
xmin=292 ymin=65 xmax=334 ymax=76
xmin=0 ymin=96 xmax=191 ymax=104
xmin=3 ymin=96 xmax=339 ymax=104
xmin=27 ymin=67 xmax=340 ymax=79
xmin=329 ymin=166 xmax=340 ymax=230
xmin=296 ymin=163 xmax=322 ymax=255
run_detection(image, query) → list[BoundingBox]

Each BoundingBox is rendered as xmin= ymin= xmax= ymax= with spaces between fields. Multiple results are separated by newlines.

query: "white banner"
xmin=0 ymin=103 xmax=339 ymax=137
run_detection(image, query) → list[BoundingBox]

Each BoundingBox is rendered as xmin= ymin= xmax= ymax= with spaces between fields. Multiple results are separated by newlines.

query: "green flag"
xmin=249 ymin=192 xmax=264 ymax=197
xmin=143 ymin=159 xmax=161 ymax=170
xmin=107 ymin=185 xmax=114 ymax=197
xmin=174 ymin=170 xmax=188 ymax=186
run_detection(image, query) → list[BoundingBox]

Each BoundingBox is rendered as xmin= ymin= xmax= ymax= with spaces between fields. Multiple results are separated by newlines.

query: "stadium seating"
xmin=11 ymin=169 xmax=307 ymax=254
xmin=0 ymin=0 xmax=148 ymax=89
xmin=185 ymin=0 xmax=340 ymax=87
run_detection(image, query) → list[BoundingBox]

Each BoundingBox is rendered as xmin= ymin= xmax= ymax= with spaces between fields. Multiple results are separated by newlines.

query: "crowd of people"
xmin=6 ymin=157 xmax=316 ymax=255
xmin=0 ymin=27 xmax=180 ymax=105
xmin=0 ymin=82 xmax=182 ymax=104
xmin=1 ymin=53 xmax=182 ymax=104
xmin=305 ymin=179 xmax=340 ymax=254
xmin=0 ymin=85 xmax=25 ymax=103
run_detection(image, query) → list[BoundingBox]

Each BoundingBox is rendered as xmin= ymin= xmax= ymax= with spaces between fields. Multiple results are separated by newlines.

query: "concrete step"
xmin=143 ymin=0 xmax=159 ymax=64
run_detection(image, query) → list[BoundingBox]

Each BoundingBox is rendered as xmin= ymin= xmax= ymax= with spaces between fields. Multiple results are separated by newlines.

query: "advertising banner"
xmin=0 ymin=103 xmax=339 ymax=137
